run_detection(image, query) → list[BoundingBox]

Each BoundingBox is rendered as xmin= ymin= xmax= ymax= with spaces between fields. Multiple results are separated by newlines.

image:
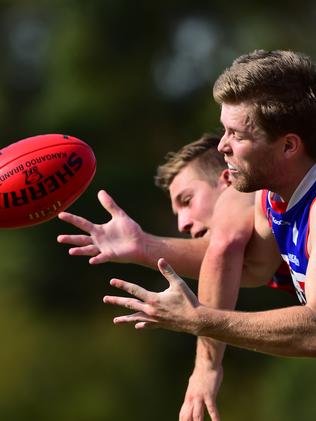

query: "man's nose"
xmin=217 ymin=133 xmax=231 ymax=154
xmin=178 ymin=213 xmax=193 ymax=236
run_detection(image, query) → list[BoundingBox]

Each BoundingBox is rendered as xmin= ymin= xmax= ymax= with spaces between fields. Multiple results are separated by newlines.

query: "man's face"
xmin=218 ymin=102 xmax=281 ymax=193
xmin=169 ymin=164 xmax=225 ymax=238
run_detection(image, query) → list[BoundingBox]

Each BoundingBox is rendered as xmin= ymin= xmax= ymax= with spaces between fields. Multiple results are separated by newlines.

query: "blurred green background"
xmin=0 ymin=1 xmax=316 ymax=420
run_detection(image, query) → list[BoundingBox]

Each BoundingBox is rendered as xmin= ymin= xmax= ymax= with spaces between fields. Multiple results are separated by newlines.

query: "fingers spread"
xmin=69 ymin=244 xmax=99 ymax=256
xmin=58 ymin=212 xmax=95 ymax=233
xmin=57 ymin=234 xmax=93 ymax=246
xmin=158 ymin=258 xmax=183 ymax=285
xmin=109 ymin=278 xmax=149 ymax=301
xmin=103 ymin=296 xmax=145 ymax=313
xmin=98 ymin=190 xmax=123 ymax=217
xmin=111 ymin=312 xmax=157 ymax=326
xmin=135 ymin=321 xmax=158 ymax=329
xmin=89 ymin=253 xmax=110 ymax=264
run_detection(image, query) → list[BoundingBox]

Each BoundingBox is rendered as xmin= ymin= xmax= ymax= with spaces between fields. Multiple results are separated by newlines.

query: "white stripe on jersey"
xmin=281 ymin=254 xmax=306 ymax=304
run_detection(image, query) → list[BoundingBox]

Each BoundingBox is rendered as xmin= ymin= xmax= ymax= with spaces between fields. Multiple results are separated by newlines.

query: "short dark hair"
xmin=155 ymin=133 xmax=226 ymax=192
xmin=213 ymin=49 xmax=316 ymax=158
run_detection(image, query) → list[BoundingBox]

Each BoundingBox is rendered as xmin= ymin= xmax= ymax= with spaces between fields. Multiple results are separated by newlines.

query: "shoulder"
xmin=209 ymin=188 xmax=255 ymax=247
xmin=215 ymin=187 xmax=255 ymax=212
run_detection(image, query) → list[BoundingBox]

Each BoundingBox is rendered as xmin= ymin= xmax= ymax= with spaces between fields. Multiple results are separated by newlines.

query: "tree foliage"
xmin=0 ymin=1 xmax=315 ymax=419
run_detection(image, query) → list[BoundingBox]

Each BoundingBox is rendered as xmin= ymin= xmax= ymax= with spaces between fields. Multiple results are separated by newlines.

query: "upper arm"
xmin=241 ymin=190 xmax=283 ymax=287
xmin=198 ymin=188 xmax=255 ymax=308
xmin=208 ymin=187 xmax=254 ymax=249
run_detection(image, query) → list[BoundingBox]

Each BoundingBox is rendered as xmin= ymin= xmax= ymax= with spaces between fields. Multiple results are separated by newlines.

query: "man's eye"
xmin=182 ymin=196 xmax=192 ymax=205
xmin=233 ymin=131 xmax=245 ymax=141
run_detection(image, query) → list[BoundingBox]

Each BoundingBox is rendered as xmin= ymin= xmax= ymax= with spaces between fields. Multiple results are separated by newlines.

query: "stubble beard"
xmin=230 ymin=170 xmax=267 ymax=193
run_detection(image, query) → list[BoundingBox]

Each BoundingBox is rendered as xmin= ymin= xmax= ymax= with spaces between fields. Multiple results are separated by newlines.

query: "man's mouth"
xmin=193 ymin=228 xmax=208 ymax=239
xmin=227 ymin=162 xmax=237 ymax=171
xmin=226 ymin=162 xmax=240 ymax=176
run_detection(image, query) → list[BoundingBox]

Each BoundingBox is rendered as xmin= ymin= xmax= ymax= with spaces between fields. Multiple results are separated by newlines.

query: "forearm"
xmin=140 ymin=233 xmax=208 ymax=279
xmin=193 ymin=189 xmax=311 ymax=357
xmin=196 ymin=304 xmax=316 ymax=357
xmin=195 ymin=231 xmax=246 ymax=368
xmin=198 ymin=236 xmax=244 ymax=309
xmin=195 ymin=337 xmax=225 ymax=369
xmin=179 ymin=230 xmax=246 ymax=421
xmin=194 ymin=206 xmax=316 ymax=357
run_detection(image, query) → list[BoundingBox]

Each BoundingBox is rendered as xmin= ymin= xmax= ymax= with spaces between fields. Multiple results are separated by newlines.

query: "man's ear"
xmin=282 ymin=133 xmax=301 ymax=157
xmin=218 ymin=169 xmax=231 ymax=188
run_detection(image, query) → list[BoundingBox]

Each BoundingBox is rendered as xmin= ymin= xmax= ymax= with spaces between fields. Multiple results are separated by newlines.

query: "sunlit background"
xmin=0 ymin=1 xmax=315 ymax=420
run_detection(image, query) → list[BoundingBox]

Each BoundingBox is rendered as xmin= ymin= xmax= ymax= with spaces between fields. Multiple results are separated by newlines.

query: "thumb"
xmin=158 ymin=258 xmax=199 ymax=306
xmin=157 ymin=258 xmax=184 ymax=286
xmin=97 ymin=190 xmax=124 ymax=217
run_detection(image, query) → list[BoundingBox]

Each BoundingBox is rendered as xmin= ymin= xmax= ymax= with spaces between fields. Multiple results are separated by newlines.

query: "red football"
xmin=0 ymin=134 xmax=96 ymax=228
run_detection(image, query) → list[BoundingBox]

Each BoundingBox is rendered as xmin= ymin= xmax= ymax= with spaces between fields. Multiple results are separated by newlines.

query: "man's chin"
xmin=231 ymin=178 xmax=256 ymax=193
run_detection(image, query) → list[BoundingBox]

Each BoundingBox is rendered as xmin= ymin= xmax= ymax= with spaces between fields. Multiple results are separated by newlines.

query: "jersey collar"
xmin=287 ymin=163 xmax=316 ymax=211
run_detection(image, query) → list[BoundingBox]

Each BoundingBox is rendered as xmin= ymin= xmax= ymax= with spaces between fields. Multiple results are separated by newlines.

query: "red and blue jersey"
xmin=262 ymin=164 xmax=316 ymax=304
xmin=267 ymin=261 xmax=296 ymax=296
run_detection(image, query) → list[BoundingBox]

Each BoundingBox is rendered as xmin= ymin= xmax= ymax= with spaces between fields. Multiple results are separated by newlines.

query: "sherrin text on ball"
xmin=0 ymin=134 xmax=96 ymax=228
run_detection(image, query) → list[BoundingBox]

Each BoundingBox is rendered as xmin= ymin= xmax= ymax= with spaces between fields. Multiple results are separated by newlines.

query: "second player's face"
xmin=169 ymin=165 xmax=224 ymax=238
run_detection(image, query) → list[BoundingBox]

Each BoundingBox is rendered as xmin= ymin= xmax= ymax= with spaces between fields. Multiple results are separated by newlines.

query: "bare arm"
xmin=104 ymin=259 xmax=316 ymax=357
xmin=57 ymin=190 xmax=207 ymax=279
xmin=143 ymin=234 xmax=207 ymax=279
xmin=199 ymin=193 xmax=316 ymax=357
xmin=180 ymin=189 xmax=254 ymax=421
xmin=104 ymin=197 xmax=316 ymax=357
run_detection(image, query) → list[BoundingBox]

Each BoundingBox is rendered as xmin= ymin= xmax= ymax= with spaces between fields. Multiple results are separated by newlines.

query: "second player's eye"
xmin=182 ymin=195 xmax=192 ymax=206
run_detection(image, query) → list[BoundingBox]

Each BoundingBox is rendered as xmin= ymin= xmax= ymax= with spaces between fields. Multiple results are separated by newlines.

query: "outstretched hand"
xmin=103 ymin=258 xmax=203 ymax=335
xmin=57 ymin=190 xmax=146 ymax=265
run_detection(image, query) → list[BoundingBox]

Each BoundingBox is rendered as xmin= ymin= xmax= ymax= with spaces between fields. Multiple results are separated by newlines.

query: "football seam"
xmin=0 ymin=142 xmax=94 ymax=171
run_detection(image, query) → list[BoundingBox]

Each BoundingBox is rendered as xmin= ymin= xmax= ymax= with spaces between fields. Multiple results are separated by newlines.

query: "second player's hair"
xmin=155 ymin=133 xmax=226 ymax=192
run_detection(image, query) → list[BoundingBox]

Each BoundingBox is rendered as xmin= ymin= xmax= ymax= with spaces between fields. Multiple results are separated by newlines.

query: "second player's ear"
xmin=218 ymin=169 xmax=231 ymax=188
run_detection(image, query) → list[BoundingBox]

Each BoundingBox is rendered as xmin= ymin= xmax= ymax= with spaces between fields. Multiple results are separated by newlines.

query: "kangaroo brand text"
xmin=0 ymin=152 xmax=68 ymax=185
xmin=0 ymin=152 xmax=82 ymax=208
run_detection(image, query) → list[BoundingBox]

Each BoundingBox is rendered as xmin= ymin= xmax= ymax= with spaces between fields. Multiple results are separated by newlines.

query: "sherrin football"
xmin=0 ymin=134 xmax=96 ymax=228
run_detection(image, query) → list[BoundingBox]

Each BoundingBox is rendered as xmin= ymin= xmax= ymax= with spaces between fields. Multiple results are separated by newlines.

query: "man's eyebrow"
xmin=175 ymin=192 xmax=184 ymax=204
xmin=175 ymin=189 xmax=190 ymax=204
xmin=220 ymin=122 xmax=249 ymax=136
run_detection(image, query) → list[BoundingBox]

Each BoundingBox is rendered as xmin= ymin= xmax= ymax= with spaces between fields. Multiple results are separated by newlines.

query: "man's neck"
xmin=275 ymin=159 xmax=315 ymax=202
